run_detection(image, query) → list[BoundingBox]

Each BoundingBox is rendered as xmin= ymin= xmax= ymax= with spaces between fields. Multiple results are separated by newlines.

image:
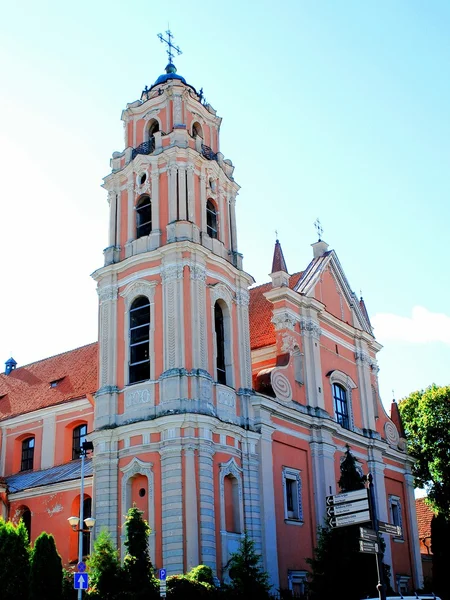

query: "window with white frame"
xmin=327 ymin=370 xmax=356 ymax=431
xmin=389 ymin=495 xmax=403 ymax=539
xmin=288 ymin=570 xmax=308 ymax=598
xmin=282 ymin=467 xmax=303 ymax=523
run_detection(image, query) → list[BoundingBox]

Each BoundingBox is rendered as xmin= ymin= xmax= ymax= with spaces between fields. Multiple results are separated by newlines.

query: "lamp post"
xmin=68 ymin=440 xmax=95 ymax=600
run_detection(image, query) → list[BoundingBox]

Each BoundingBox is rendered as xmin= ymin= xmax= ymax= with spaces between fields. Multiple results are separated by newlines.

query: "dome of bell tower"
xmin=152 ymin=62 xmax=187 ymax=88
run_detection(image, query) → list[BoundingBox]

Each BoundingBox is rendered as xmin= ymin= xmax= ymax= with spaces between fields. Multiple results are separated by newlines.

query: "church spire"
xmin=271 ymin=239 xmax=288 ymax=274
xmin=270 ymin=239 xmax=289 ymax=288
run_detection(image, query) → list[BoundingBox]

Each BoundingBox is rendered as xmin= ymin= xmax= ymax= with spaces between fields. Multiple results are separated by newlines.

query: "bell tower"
xmin=91 ymin=34 xmax=258 ymax=576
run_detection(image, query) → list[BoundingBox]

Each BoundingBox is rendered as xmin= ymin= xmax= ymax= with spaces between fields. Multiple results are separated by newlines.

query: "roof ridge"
xmin=250 ymin=270 xmax=304 ymax=291
xmin=2 ymin=341 xmax=98 ymax=373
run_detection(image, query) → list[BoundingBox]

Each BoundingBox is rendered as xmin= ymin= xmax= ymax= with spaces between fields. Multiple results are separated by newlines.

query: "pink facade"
xmin=0 ymin=59 xmax=422 ymax=596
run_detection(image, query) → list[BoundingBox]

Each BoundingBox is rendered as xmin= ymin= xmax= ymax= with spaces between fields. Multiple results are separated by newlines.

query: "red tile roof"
xmin=249 ymin=272 xmax=303 ymax=350
xmin=416 ymin=497 xmax=434 ymax=542
xmin=0 ymin=343 xmax=98 ymax=421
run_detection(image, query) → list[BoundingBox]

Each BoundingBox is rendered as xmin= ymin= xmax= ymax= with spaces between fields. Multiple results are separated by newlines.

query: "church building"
xmin=0 ymin=39 xmax=422 ymax=596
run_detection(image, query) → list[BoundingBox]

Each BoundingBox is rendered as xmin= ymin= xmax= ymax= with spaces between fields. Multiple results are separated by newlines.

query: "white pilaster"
xmin=178 ymin=166 xmax=187 ymax=220
xmin=200 ymin=172 xmax=207 ymax=233
xmin=187 ymin=165 xmax=195 ymax=222
xmin=190 ymin=264 xmax=207 ymax=370
xmin=168 ymin=164 xmax=177 ymax=223
xmin=151 ymin=170 xmax=160 ymax=232
xmin=258 ymin=423 xmax=279 ymax=591
xmin=108 ymin=191 xmax=117 ymax=247
xmin=184 ymin=446 xmax=200 ymax=570
xmin=229 ymin=196 xmax=237 ymax=252
xmin=126 ymin=181 xmax=134 ymax=242
xmin=160 ymin=445 xmax=184 ymax=574
xmin=309 ymin=428 xmax=336 ymax=525
xmin=236 ymin=289 xmax=252 ymax=389
xmin=40 ymin=414 xmax=56 ymax=469
xmin=198 ymin=441 xmax=216 ymax=572
xmin=300 ymin=314 xmax=324 ymax=409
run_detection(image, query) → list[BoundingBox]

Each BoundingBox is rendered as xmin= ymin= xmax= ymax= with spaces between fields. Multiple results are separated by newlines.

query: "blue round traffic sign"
xmin=77 ymin=561 xmax=86 ymax=573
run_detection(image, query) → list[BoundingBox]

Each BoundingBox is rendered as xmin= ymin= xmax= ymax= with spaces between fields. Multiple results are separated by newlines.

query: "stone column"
xmin=200 ymin=172 xmax=207 ymax=233
xmin=258 ymin=423 xmax=279 ymax=591
xmin=235 ymin=289 xmax=252 ymax=390
xmin=184 ymin=446 xmax=200 ymax=570
xmin=187 ymin=164 xmax=195 ymax=222
xmin=160 ymin=444 xmax=184 ymax=575
xmin=241 ymin=432 xmax=262 ymax=552
xmin=229 ymin=196 xmax=237 ymax=252
xmin=168 ymin=164 xmax=178 ymax=223
xmin=300 ymin=315 xmax=324 ymax=409
xmin=151 ymin=170 xmax=160 ymax=232
xmin=126 ymin=181 xmax=134 ymax=242
xmin=161 ymin=263 xmax=185 ymax=370
xmin=198 ymin=441 xmax=216 ymax=572
xmin=92 ymin=433 xmax=119 ymax=547
xmin=355 ymin=344 xmax=376 ymax=430
xmin=190 ymin=264 xmax=208 ymax=370
xmin=309 ymin=428 xmax=336 ymax=525
xmin=404 ymin=471 xmax=423 ymax=589
xmin=108 ymin=190 xmax=117 ymax=247
xmin=178 ymin=166 xmax=187 ymax=220
xmin=96 ymin=284 xmax=118 ymax=428
xmin=41 ymin=414 xmax=56 ymax=469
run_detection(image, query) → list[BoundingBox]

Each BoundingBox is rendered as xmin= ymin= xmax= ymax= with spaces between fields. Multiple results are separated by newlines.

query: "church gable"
xmin=295 ymin=251 xmax=372 ymax=334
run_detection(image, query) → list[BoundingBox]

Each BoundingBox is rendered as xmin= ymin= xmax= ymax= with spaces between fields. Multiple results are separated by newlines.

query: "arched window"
xmin=82 ymin=497 xmax=92 ymax=557
xmin=333 ymin=383 xmax=349 ymax=429
xmin=129 ymin=297 xmax=151 ymax=384
xmin=215 ymin=302 xmax=226 ymax=385
xmin=146 ymin=119 xmax=159 ymax=153
xmin=72 ymin=424 xmax=87 ymax=460
xmin=21 ymin=508 xmax=31 ymax=542
xmin=206 ymin=200 xmax=218 ymax=239
xmin=136 ymin=195 xmax=152 ymax=238
xmin=192 ymin=121 xmax=203 ymax=139
xmin=21 ymin=437 xmax=34 ymax=471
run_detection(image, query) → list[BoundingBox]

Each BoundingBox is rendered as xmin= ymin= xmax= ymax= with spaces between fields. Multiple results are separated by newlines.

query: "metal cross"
xmin=157 ymin=29 xmax=182 ymax=64
xmin=314 ymin=218 xmax=323 ymax=241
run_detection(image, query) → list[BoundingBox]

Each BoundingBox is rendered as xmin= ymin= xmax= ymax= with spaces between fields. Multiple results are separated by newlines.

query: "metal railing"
xmin=131 ymin=137 xmax=156 ymax=160
xmin=201 ymin=143 xmax=218 ymax=161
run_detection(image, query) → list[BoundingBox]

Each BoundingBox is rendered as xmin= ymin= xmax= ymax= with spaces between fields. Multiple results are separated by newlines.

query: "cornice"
xmin=8 ymin=476 xmax=93 ymax=500
xmin=2 ymin=398 xmax=93 ymax=430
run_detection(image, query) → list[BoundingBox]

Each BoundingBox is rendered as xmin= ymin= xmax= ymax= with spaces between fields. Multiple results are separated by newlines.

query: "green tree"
xmin=30 ymin=532 xmax=63 ymax=600
xmin=398 ymin=384 xmax=450 ymax=516
xmin=431 ymin=513 xmax=450 ymax=600
xmin=307 ymin=446 xmax=384 ymax=600
xmin=225 ymin=531 xmax=271 ymax=599
xmin=122 ymin=505 xmax=158 ymax=599
xmin=87 ymin=529 xmax=122 ymax=599
xmin=0 ymin=517 xmax=30 ymax=600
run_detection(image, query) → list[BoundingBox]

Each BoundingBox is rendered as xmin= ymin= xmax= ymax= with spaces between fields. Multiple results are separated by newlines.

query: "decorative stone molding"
xmin=160 ymin=263 xmax=184 ymax=282
xmin=143 ymin=109 xmax=161 ymax=121
xmin=281 ymin=333 xmax=296 ymax=353
xmin=299 ymin=317 xmax=321 ymax=339
xmin=107 ymin=191 xmax=116 ymax=205
xmin=354 ymin=350 xmax=379 ymax=372
xmin=97 ymin=285 xmax=118 ymax=303
xmin=120 ymin=280 xmax=156 ymax=310
xmin=271 ymin=370 xmax=293 ymax=402
xmin=124 ymin=387 xmax=154 ymax=409
xmin=210 ymin=282 xmax=233 ymax=310
xmin=385 ymin=421 xmax=400 ymax=448
xmin=190 ymin=265 xmax=207 ymax=282
xmin=218 ymin=388 xmax=235 ymax=408
xmin=272 ymin=310 xmax=298 ymax=331
xmin=126 ymin=182 xmax=135 ymax=194
xmin=235 ymin=290 xmax=249 ymax=306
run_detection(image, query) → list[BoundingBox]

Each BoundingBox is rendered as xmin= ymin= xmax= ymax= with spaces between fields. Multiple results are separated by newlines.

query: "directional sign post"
xmin=378 ymin=521 xmax=402 ymax=537
xmin=359 ymin=540 xmax=379 ymax=554
xmin=328 ymin=509 xmax=371 ymax=529
xmin=360 ymin=527 xmax=378 ymax=542
xmin=327 ymin=498 xmax=369 ymax=517
xmin=326 ymin=488 xmax=368 ymax=506
xmin=74 ymin=573 xmax=89 ymax=590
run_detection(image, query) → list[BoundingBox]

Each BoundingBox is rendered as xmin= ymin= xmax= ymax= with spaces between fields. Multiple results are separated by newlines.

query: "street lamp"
xmin=68 ymin=440 xmax=94 ymax=599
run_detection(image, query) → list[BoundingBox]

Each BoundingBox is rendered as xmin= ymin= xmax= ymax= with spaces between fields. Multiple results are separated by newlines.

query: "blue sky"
xmin=0 ymin=0 xmax=449 ymax=408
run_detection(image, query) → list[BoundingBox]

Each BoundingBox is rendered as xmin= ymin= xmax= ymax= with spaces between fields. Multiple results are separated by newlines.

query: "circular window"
xmin=139 ymin=488 xmax=146 ymax=497
xmin=139 ymin=173 xmax=147 ymax=185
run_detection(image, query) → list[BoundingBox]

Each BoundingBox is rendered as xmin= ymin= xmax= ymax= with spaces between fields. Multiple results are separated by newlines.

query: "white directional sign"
xmin=328 ymin=509 xmax=371 ymax=529
xmin=378 ymin=521 xmax=402 ymax=537
xmin=74 ymin=573 xmax=89 ymax=589
xmin=359 ymin=540 xmax=379 ymax=554
xmin=326 ymin=488 xmax=368 ymax=506
xmin=327 ymin=499 xmax=369 ymax=517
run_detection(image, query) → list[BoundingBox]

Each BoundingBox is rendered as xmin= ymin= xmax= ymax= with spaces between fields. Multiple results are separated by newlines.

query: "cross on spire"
xmin=157 ymin=29 xmax=182 ymax=65
xmin=314 ymin=218 xmax=323 ymax=241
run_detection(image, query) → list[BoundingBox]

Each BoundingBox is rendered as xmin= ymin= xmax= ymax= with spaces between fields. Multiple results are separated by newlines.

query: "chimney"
xmin=5 ymin=357 xmax=17 ymax=375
